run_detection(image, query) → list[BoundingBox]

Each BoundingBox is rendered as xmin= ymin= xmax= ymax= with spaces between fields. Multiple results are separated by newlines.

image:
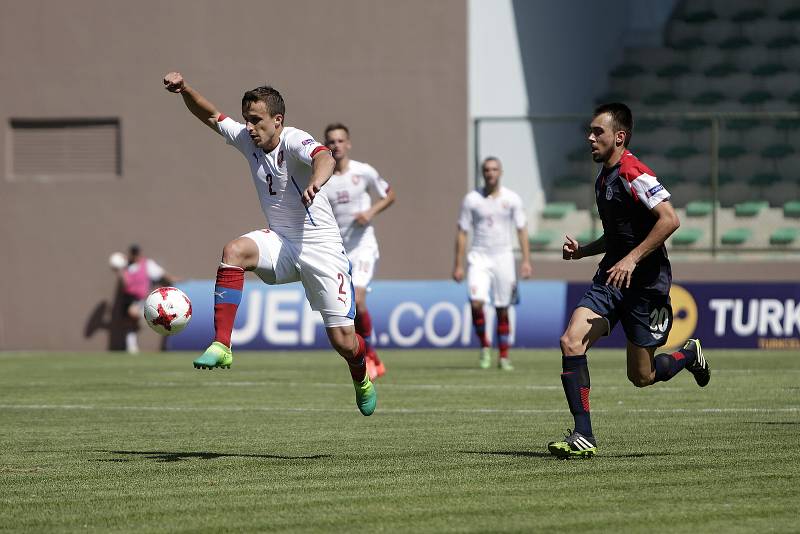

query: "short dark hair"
xmin=593 ymin=102 xmax=633 ymax=147
xmin=482 ymin=156 xmax=502 ymax=169
xmin=324 ymin=122 xmax=350 ymax=139
xmin=128 ymin=244 xmax=140 ymax=256
xmin=242 ymin=86 xmax=285 ymax=117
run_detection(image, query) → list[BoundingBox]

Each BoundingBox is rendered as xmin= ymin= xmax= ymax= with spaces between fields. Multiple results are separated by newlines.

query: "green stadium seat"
xmin=778 ymin=8 xmax=800 ymax=22
xmin=788 ymin=90 xmax=800 ymax=106
xmin=671 ymin=37 xmax=706 ymax=51
xmin=672 ymin=228 xmax=704 ymax=246
xmin=643 ymin=91 xmax=678 ymax=107
xmin=704 ymin=63 xmax=738 ymax=77
xmin=611 ymin=63 xmax=646 ymax=78
xmin=686 ymin=201 xmax=714 ymax=217
xmin=740 ymin=91 xmax=773 ymax=105
xmin=770 ymin=227 xmax=800 ymax=246
xmin=761 ymin=144 xmax=795 ymax=159
xmin=718 ymin=36 xmax=753 ymax=50
xmin=660 ymin=173 xmax=686 ymax=185
xmin=529 ymin=229 xmax=557 ymax=249
xmin=679 ymin=119 xmax=709 ymax=133
xmin=734 ymin=200 xmax=768 ymax=217
xmin=656 ymin=63 xmax=690 ymax=79
xmin=775 ymin=119 xmax=800 ymax=132
xmin=784 ymin=201 xmax=800 ymax=218
xmin=692 ymin=92 xmax=726 ymax=105
xmin=730 ymin=9 xmax=765 ymax=23
xmin=636 ymin=118 xmax=666 ymax=133
xmin=665 ymin=145 xmax=701 ymax=160
xmin=721 ymin=227 xmax=753 ymax=245
xmin=748 ymin=173 xmax=782 ymax=187
xmin=767 ymin=35 xmax=800 ymax=50
xmin=718 ymin=144 xmax=745 ymax=160
xmin=542 ymin=202 xmax=577 ymax=219
xmin=567 ymin=147 xmax=588 ymax=162
xmin=751 ymin=63 xmax=788 ymax=78
xmin=726 ymin=118 xmax=760 ymax=132
xmin=553 ymin=174 xmax=585 ymax=189
xmin=595 ymin=91 xmax=630 ymax=104
xmin=681 ymin=9 xmax=717 ymax=24
xmin=577 ymin=228 xmax=603 ymax=244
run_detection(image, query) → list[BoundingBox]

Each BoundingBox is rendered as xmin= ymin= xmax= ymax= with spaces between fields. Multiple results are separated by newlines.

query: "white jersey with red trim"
xmin=458 ymin=186 xmax=526 ymax=255
xmin=216 ymin=118 xmax=341 ymax=244
xmin=323 ymin=160 xmax=390 ymax=251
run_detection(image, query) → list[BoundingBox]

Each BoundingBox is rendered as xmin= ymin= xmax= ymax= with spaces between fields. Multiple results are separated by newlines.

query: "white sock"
xmin=126 ymin=332 xmax=139 ymax=354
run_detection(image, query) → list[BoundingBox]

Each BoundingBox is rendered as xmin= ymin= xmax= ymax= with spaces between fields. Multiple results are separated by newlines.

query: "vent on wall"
xmin=10 ymin=118 xmax=121 ymax=180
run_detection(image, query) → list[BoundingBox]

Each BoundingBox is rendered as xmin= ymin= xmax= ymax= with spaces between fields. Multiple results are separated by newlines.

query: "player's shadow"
xmin=462 ymin=450 xmax=673 ymax=459
xmin=741 ymin=421 xmax=800 ymax=425
xmin=96 ymin=450 xmax=331 ymax=463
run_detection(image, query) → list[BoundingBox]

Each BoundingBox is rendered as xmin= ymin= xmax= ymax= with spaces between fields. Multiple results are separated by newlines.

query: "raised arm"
xmin=163 ymin=71 xmax=222 ymax=133
xmin=355 ymin=187 xmax=397 ymax=226
xmin=563 ymin=234 xmax=606 ymax=260
xmin=301 ymin=150 xmax=337 ymax=206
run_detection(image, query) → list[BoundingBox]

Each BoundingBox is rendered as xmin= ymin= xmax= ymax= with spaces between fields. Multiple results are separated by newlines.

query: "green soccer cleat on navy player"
xmin=683 ymin=338 xmax=710 ymax=387
xmin=193 ymin=341 xmax=233 ymax=370
xmin=548 ymin=429 xmax=597 ymax=458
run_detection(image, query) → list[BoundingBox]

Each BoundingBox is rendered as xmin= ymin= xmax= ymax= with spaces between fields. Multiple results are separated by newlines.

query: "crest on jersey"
xmin=606 ymin=186 xmax=613 ymax=200
xmin=277 ymin=150 xmax=284 ymax=168
xmin=352 ymin=174 xmax=361 ymax=185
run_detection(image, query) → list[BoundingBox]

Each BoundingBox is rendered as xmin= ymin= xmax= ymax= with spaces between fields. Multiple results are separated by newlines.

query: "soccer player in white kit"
xmin=162 ymin=72 xmax=376 ymax=416
xmin=453 ymin=157 xmax=532 ymax=370
xmin=323 ymin=123 xmax=396 ymax=380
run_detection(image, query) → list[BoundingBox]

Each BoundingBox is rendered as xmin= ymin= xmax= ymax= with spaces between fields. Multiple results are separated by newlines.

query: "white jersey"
xmin=216 ymin=118 xmax=341 ymax=244
xmin=323 ymin=160 xmax=391 ymax=251
xmin=458 ymin=186 xmax=526 ymax=255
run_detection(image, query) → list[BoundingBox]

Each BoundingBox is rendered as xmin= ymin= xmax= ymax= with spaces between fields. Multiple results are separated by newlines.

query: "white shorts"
xmin=346 ymin=242 xmax=379 ymax=288
xmin=466 ymin=250 xmax=518 ymax=308
xmin=242 ymin=229 xmax=355 ymax=327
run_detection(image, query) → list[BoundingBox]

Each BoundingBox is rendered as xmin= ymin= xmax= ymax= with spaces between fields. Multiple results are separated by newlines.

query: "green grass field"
xmin=1 ymin=349 xmax=798 ymax=533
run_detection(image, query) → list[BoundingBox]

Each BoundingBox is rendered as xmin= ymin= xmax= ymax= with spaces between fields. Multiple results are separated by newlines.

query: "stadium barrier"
xmin=167 ymin=280 xmax=800 ymax=351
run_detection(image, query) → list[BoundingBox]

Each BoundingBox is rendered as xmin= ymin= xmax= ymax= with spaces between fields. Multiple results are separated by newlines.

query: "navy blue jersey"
xmin=593 ymin=151 xmax=672 ymax=293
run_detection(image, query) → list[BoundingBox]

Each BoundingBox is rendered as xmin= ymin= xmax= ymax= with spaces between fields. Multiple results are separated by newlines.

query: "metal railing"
xmin=474 ymin=112 xmax=800 ymax=255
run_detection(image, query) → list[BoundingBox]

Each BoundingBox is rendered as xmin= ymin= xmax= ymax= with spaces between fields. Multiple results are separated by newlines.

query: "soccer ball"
xmin=143 ymin=287 xmax=192 ymax=336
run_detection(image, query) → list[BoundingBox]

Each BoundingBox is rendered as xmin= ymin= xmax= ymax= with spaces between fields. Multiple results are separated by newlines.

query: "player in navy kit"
xmin=548 ymin=103 xmax=710 ymax=458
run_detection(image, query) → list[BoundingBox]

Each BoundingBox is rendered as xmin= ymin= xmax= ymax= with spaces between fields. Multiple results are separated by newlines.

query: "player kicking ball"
xmin=453 ymin=157 xmax=532 ymax=370
xmin=322 ymin=123 xmax=396 ymax=380
xmin=548 ymin=103 xmax=710 ymax=458
xmin=163 ymin=72 xmax=376 ymax=416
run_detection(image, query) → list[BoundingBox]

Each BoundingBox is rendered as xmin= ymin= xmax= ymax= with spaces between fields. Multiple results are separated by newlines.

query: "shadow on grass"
xmin=95 ymin=450 xmax=331 ymax=463
xmin=741 ymin=421 xmax=800 ymax=425
xmin=462 ymin=450 xmax=673 ymax=459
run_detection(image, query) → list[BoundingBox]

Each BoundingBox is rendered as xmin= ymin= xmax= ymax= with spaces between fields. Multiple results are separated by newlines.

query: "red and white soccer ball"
xmin=143 ymin=287 xmax=192 ymax=336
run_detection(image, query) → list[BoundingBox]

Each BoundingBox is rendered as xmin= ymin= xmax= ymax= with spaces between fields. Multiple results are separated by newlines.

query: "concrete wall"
xmin=0 ymin=0 xmax=468 ymax=350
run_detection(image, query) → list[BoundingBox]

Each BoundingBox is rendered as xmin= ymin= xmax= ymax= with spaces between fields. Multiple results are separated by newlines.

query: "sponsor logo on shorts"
xmin=646 ymin=184 xmax=664 ymax=198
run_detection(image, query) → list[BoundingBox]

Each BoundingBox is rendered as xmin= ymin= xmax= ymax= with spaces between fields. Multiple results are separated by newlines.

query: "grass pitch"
xmin=1 ymin=349 xmax=798 ymax=533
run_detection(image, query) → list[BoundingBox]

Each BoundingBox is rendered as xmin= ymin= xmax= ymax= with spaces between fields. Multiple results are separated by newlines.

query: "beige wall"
xmin=0 ymin=0 xmax=468 ymax=349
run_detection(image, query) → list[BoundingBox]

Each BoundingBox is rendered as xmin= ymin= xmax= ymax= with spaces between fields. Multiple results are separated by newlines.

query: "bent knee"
xmin=222 ymin=238 xmax=256 ymax=267
xmin=559 ymin=333 xmax=584 ymax=356
xmin=628 ymin=373 xmax=655 ymax=388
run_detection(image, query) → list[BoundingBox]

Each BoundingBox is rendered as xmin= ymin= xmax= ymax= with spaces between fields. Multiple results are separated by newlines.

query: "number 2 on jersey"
xmin=266 ymin=173 xmax=277 ymax=196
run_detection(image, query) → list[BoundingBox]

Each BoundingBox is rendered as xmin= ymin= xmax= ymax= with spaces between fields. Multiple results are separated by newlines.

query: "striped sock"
xmin=213 ymin=263 xmax=244 ymax=348
xmin=471 ymin=306 xmax=490 ymax=348
xmin=496 ymin=309 xmax=510 ymax=359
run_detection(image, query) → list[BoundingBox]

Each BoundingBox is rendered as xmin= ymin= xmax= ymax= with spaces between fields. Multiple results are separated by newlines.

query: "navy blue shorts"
xmin=575 ymin=283 xmax=673 ymax=348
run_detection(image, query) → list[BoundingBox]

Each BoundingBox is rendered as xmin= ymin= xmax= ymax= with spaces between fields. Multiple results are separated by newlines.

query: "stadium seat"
xmin=784 ymin=200 xmax=800 ymax=218
xmin=542 ymin=202 xmax=576 ymax=219
xmin=731 ymin=8 xmax=766 ymax=23
xmin=529 ymin=229 xmax=557 ymax=249
xmin=553 ymin=174 xmax=585 ymax=189
xmin=656 ymin=63 xmax=690 ymax=80
xmin=739 ymin=90 xmax=773 ymax=106
xmin=686 ymin=200 xmax=714 ymax=217
xmin=721 ymin=227 xmax=753 ymax=244
xmin=672 ymin=227 xmax=704 ymax=245
xmin=751 ymin=63 xmax=788 ymax=78
xmin=718 ymin=35 xmax=753 ymax=50
xmin=681 ymin=9 xmax=717 ymax=24
xmin=691 ymin=91 xmax=726 ymax=106
xmin=704 ymin=62 xmax=739 ymax=77
xmin=670 ymin=36 xmax=706 ymax=52
xmin=761 ymin=143 xmax=795 ymax=160
xmin=734 ymin=200 xmax=769 ymax=217
xmin=770 ymin=227 xmax=799 ymax=245
xmin=748 ymin=173 xmax=782 ymax=187
xmin=576 ymin=227 xmax=603 ymax=244
xmin=610 ymin=63 xmax=646 ymax=79
xmin=778 ymin=7 xmax=800 ymax=21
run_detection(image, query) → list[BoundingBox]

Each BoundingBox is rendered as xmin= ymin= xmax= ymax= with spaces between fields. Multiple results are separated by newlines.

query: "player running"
xmin=548 ymin=103 xmax=710 ymax=458
xmin=453 ymin=157 xmax=532 ymax=370
xmin=323 ymin=123 xmax=396 ymax=380
xmin=162 ymin=72 xmax=376 ymax=416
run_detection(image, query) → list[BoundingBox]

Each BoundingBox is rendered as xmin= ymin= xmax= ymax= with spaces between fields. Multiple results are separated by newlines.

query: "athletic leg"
xmin=496 ymin=307 xmax=512 ymax=370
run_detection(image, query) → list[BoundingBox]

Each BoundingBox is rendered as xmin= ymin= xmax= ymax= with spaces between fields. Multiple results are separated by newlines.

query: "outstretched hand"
xmin=163 ymin=72 xmax=185 ymax=93
xmin=302 ymin=183 xmax=320 ymax=207
xmin=562 ymin=235 xmax=581 ymax=260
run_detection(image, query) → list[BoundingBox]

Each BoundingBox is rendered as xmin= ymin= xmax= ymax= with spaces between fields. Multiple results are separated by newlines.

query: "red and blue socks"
xmin=347 ymin=334 xmax=368 ymax=382
xmin=213 ymin=263 xmax=244 ymax=348
xmin=471 ymin=306 xmax=490 ymax=348
xmin=561 ymin=354 xmax=593 ymax=437
xmin=654 ymin=346 xmax=697 ymax=382
xmin=496 ymin=309 xmax=510 ymax=359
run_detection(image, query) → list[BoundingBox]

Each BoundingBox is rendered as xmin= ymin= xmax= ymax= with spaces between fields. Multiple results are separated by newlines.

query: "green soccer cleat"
xmin=479 ymin=347 xmax=491 ymax=369
xmin=193 ymin=341 xmax=233 ymax=370
xmin=353 ymin=375 xmax=377 ymax=416
xmin=548 ymin=429 xmax=597 ymax=459
xmin=498 ymin=357 xmax=514 ymax=371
